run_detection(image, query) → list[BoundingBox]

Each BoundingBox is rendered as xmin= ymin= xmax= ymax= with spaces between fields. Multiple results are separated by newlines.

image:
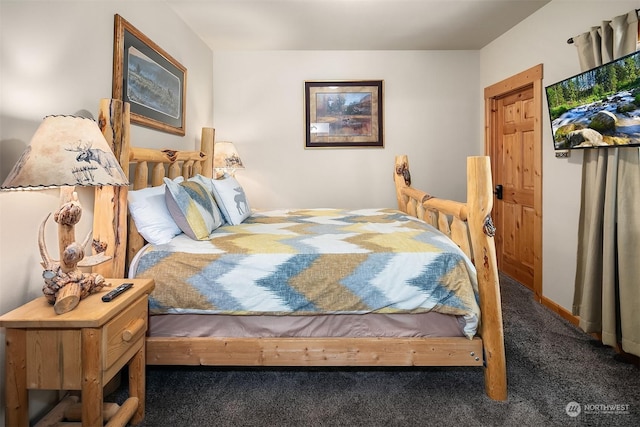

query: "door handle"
xmin=494 ymin=184 xmax=503 ymax=200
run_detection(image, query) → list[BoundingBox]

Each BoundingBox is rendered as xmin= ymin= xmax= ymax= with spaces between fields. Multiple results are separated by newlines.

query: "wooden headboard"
xmin=91 ymin=99 xmax=215 ymax=278
xmin=125 ymin=130 xmax=214 ymax=265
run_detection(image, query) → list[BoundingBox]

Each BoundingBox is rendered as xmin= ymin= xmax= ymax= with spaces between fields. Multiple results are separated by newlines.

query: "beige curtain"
xmin=572 ymin=10 xmax=640 ymax=357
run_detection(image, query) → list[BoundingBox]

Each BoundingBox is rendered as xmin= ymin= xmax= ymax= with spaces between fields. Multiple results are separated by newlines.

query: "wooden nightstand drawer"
xmin=103 ymin=295 xmax=148 ymax=372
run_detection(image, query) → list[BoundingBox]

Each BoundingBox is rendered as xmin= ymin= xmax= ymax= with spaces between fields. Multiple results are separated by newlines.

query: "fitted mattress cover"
xmin=148 ymin=311 xmax=467 ymax=338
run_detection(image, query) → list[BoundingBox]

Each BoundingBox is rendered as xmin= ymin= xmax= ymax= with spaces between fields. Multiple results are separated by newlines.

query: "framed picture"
xmin=304 ymin=80 xmax=383 ymax=148
xmin=112 ymin=14 xmax=187 ymax=136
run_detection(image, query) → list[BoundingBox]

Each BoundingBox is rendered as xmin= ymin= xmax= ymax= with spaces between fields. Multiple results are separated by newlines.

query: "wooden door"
xmin=484 ymin=65 xmax=543 ymax=297
xmin=494 ymin=88 xmax=536 ymax=288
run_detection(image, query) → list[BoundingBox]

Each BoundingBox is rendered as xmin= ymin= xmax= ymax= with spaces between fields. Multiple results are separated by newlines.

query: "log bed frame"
xmin=92 ymin=99 xmax=507 ymax=401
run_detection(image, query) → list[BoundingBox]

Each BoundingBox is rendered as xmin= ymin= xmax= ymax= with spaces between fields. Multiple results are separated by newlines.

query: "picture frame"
xmin=112 ymin=14 xmax=187 ymax=136
xmin=304 ymin=80 xmax=383 ymax=148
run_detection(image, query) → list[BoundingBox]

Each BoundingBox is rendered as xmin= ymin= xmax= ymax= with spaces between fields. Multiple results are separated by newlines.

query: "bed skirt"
xmin=148 ymin=312 xmax=467 ymax=338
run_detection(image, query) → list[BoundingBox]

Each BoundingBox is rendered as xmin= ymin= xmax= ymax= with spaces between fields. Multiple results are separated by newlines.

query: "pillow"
xmin=164 ymin=177 xmax=224 ymax=240
xmin=188 ymin=174 xmax=216 ymax=196
xmin=128 ymin=181 xmax=183 ymax=245
xmin=210 ymin=174 xmax=252 ymax=225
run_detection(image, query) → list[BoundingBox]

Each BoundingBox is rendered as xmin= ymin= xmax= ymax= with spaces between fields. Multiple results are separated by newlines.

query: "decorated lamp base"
xmin=39 ymin=187 xmax=109 ymax=314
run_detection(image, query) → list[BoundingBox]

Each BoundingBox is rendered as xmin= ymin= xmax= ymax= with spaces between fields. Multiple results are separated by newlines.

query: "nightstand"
xmin=0 ymin=278 xmax=154 ymax=427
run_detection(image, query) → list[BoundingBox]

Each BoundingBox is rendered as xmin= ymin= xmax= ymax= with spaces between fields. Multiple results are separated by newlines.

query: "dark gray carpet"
xmin=110 ymin=275 xmax=639 ymax=426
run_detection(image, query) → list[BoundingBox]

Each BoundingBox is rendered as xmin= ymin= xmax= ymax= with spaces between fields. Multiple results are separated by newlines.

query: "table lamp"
xmin=213 ymin=141 xmax=245 ymax=177
xmin=1 ymin=115 xmax=129 ymax=314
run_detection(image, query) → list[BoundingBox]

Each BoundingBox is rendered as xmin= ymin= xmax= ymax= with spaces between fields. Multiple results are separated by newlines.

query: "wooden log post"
xmin=201 ymin=128 xmax=215 ymax=178
xmin=64 ymin=402 xmax=120 ymax=422
xmin=105 ymin=397 xmax=138 ymax=427
xmin=466 ymin=156 xmax=507 ymax=401
xmin=451 ymin=217 xmax=472 ymax=260
xmin=81 ymin=328 xmax=103 ymax=426
xmin=93 ymin=98 xmax=129 ymax=279
xmin=128 ymin=345 xmax=146 ymax=425
xmin=33 ymin=394 xmax=80 ymax=427
xmin=393 ymin=155 xmax=411 ymax=212
xmin=4 ymin=329 xmax=28 ymax=427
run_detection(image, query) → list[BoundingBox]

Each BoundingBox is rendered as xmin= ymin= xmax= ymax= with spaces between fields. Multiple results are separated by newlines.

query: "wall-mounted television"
xmin=545 ymin=49 xmax=640 ymax=151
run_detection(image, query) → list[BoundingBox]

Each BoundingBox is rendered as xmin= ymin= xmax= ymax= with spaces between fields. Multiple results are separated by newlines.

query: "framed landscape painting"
xmin=113 ymin=14 xmax=187 ymax=136
xmin=305 ymin=80 xmax=384 ymax=148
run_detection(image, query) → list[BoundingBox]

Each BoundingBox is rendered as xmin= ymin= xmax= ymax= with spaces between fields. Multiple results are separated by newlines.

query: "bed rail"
xmin=394 ymin=156 xmax=471 ymax=259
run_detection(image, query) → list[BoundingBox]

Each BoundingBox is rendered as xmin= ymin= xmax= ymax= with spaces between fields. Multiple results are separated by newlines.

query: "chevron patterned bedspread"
xmin=130 ymin=208 xmax=480 ymax=337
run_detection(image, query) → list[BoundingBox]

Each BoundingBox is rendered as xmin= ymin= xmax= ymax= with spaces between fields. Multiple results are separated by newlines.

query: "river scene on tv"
xmin=546 ymin=51 xmax=640 ymax=150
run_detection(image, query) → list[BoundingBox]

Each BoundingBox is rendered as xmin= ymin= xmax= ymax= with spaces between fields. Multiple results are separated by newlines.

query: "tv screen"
xmin=545 ymin=50 xmax=640 ymax=150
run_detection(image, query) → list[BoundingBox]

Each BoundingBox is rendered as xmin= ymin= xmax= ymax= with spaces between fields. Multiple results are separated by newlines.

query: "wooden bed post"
xmin=93 ymin=99 xmax=130 ymax=279
xmin=201 ymin=127 xmax=215 ymax=178
xmin=393 ymin=155 xmax=507 ymax=400
xmin=394 ymin=155 xmax=411 ymax=212
xmin=466 ymin=156 xmax=507 ymax=401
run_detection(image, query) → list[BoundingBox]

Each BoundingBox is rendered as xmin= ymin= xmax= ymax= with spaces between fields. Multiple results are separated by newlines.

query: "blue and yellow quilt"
xmin=130 ymin=208 xmax=480 ymax=337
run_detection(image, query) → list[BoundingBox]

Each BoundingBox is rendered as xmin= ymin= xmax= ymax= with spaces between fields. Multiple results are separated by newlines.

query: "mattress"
xmin=130 ymin=208 xmax=480 ymax=338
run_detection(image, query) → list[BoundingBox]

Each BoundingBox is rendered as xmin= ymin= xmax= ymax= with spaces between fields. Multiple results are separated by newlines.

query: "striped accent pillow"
xmin=164 ymin=177 xmax=224 ymax=240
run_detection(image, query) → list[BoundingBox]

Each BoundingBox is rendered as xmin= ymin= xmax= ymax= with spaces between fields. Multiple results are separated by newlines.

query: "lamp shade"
xmin=1 ymin=115 xmax=128 ymax=190
xmin=213 ymin=141 xmax=245 ymax=170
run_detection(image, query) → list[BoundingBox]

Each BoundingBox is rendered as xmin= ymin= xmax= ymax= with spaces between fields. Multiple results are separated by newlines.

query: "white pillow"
xmin=210 ymin=175 xmax=252 ymax=225
xmin=127 ymin=178 xmax=184 ymax=245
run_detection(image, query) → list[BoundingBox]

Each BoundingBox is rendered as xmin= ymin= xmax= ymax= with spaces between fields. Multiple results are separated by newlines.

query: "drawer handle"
xmin=122 ymin=318 xmax=146 ymax=342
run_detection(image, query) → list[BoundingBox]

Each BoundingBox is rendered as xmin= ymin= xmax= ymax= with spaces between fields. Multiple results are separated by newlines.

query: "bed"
xmin=92 ymin=99 xmax=507 ymax=401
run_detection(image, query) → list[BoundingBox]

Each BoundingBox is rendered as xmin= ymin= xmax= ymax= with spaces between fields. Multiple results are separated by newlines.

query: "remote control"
xmin=102 ymin=283 xmax=134 ymax=302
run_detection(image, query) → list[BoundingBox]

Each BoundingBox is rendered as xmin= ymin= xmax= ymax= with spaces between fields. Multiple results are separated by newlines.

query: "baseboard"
xmin=539 ymin=294 xmax=579 ymax=326
xmin=538 ymin=294 xmax=638 ymax=367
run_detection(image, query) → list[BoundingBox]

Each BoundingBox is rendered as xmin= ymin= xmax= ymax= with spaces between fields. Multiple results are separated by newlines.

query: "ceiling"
xmin=166 ymin=0 xmax=551 ymax=51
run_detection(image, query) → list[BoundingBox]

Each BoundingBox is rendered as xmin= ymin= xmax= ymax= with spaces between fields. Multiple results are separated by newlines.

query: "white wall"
xmin=480 ymin=0 xmax=639 ymax=309
xmin=0 ymin=0 xmax=213 ymax=421
xmin=213 ymin=50 xmax=482 ymax=210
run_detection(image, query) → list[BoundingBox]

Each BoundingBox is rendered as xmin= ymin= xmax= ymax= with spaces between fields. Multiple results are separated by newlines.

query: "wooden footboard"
xmin=95 ymin=99 xmax=506 ymax=401
xmin=394 ymin=155 xmax=506 ymax=400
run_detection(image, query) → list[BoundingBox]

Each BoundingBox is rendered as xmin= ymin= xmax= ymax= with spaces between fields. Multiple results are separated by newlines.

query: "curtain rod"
xmin=567 ymin=8 xmax=640 ymax=44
